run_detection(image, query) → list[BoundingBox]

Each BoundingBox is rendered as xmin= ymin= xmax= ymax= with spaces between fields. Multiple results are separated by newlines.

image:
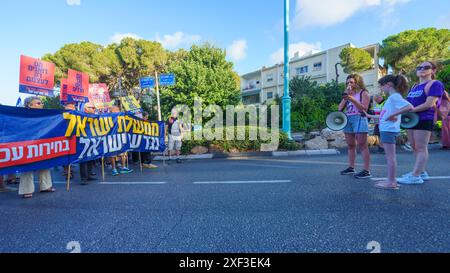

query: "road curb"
xmin=152 ymin=149 xmax=340 ymax=161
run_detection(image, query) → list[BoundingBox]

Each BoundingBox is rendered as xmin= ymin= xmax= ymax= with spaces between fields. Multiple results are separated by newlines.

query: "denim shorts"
xmin=343 ymin=115 xmax=369 ymax=134
xmin=380 ymin=131 xmax=399 ymax=144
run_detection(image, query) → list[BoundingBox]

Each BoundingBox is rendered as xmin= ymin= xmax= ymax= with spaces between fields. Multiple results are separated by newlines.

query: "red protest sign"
xmin=67 ymin=69 xmax=89 ymax=103
xmin=60 ymin=78 xmax=68 ymax=103
xmin=89 ymin=83 xmax=111 ymax=110
xmin=19 ymin=55 xmax=55 ymax=97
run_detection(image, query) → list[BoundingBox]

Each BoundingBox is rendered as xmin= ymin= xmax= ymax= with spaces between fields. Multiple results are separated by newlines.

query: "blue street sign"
xmin=159 ymin=74 xmax=175 ymax=86
xmin=140 ymin=77 xmax=155 ymax=89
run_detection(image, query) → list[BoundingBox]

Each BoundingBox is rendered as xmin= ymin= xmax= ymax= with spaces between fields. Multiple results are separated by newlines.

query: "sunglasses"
xmin=33 ymin=102 xmax=43 ymax=105
xmin=416 ymin=65 xmax=432 ymax=71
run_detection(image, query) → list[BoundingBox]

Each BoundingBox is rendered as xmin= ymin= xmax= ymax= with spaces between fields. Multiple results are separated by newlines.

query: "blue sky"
xmin=1 ymin=0 xmax=449 ymax=105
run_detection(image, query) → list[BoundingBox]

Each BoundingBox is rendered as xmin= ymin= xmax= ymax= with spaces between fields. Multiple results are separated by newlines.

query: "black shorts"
xmin=373 ymin=124 xmax=380 ymax=136
xmin=409 ymin=120 xmax=434 ymax=132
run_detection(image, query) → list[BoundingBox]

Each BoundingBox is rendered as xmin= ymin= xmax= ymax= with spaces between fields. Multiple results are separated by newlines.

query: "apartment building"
xmin=241 ymin=43 xmax=385 ymax=105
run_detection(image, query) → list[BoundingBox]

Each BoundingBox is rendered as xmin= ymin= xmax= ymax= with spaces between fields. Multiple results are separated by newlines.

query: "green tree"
xmin=41 ymin=95 xmax=63 ymax=110
xmin=161 ymin=44 xmax=241 ymax=118
xmin=339 ymin=47 xmax=373 ymax=74
xmin=437 ymin=62 xmax=450 ymax=90
xmin=379 ymin=28 xmax=450 ymax=74
xmin=42 ymin=38 xmax=168 ymax=95
xmin=289 ymin=76 xmax=344 ymax=132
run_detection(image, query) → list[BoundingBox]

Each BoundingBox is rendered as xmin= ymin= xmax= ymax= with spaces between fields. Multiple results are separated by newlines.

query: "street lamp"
xmin=282 ymin=0 xmax=292 ymax=139
xmin=335 ymin=62 xmax=342 ymax=83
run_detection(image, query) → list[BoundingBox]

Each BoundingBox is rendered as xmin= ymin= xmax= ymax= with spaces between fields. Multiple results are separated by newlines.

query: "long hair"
xmin=346 ymin=74 xmax=367 ymax=91
xmin=378 ymin=74 xmax=409 ymax=96
xmin=424 ymin=61 xmax=438 ymax=80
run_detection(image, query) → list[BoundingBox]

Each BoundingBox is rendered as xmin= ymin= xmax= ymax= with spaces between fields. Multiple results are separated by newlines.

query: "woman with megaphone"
xmin=397 ymin=61 xmax=445 ymax=185
xmin=338 ymin=74 xmax=372 ymax=179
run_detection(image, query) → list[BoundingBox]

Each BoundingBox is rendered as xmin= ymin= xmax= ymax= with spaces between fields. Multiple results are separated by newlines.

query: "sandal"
xmin=374 ymin=182 xmax=399 ymax=190
xmin=23 ymin=193 xmax=33 ymax=198
xmin=40 ymin=188 xmax=56 ymax=193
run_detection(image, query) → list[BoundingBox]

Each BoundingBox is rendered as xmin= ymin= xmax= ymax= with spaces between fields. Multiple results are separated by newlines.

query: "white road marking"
xmin=48 ymin=181 xmax=168 ymax=185
xmin=193 ymin=180 xmax=292 ymax=185
xmin=99 ymin=182 xmax=168 ymax=185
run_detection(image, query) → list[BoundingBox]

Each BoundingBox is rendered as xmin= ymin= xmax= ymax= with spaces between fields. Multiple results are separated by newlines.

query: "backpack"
xmin=422 ymin=80 xmax=450 ymax=123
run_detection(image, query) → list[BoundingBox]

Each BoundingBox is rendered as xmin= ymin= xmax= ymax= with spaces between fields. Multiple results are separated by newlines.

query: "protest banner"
xmin=19 ymin=55 xmax=55 ymax=97
xmin=0 ymin=105 xmax=165 ymax=175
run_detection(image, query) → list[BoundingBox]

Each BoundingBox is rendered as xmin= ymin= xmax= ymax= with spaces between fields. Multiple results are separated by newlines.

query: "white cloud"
xmin=156 ymin=32 xmax=201 ymax=49
xmin=294 ymin=0 xmax=410 ymax=28
xmin=110 ymin=33 xmax=142 ymax=44
xmin=227 ymin=40 xmax=248 ymax=62
xmin=271 ymin=42 xmax=322 ymax=64
xmin=66 ymin=0 xmax=81 ymax=6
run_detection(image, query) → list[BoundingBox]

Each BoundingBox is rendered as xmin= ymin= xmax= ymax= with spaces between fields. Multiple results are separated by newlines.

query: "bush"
xmin=179 ymin=126 xmax=300 ymax=154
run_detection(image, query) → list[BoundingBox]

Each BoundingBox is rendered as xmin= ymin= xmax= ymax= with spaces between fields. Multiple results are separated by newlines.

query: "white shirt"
xmin=379 ymin=93 xmax=413 ymax=133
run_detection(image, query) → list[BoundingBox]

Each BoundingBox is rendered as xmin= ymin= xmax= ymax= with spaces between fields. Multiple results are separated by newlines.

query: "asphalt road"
xmin=1 ymin=149 xmax=449 ymax=253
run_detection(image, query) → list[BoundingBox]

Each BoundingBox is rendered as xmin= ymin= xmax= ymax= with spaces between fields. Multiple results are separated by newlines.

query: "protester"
xmin=18 ymin=97 xmax=55 ymax=198
xmin=437 ymin=90 xmax=450 ymax=149
xmin=365 ymin=75 xmax=413 ymax=190
xmin=63 ymin=102 xmax=76 ymax=179
xmin=141 ymin=111 xmax=158 ymax=169
xmin=398 ymin=61 xmax=445 ymax=185
xmin=338 ymin=74 xmax=372 ymax=179
xmin=109 ymin=106 xmax=133 ymax=176
xmin=166 ymin=109 xmax=183 ymax=164
xmin=372 ymin=94 xmax=386 ymax=154
xmin=79 ymin=102 xmax=98 ymax=185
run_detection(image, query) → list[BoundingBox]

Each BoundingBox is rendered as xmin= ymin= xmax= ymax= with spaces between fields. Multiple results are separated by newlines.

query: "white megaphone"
xmin=400 ymin=112 xmax=419 ymax=129
xmin=326 ymin=112 xmax=348 ymax=131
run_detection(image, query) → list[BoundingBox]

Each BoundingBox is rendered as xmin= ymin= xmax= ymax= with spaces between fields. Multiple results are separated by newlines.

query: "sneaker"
xmin=420 ymin=171 xmax=430 ymax=181
xmin=340 ymin=167 xmax=356 ymax=175
xmin=112 ymin=169 xmax=119 ymax=176
xmin=176 ymin=159 xmax=182 ymax=164
xmin=354 ymin=170 xmax=372 ymax=179
xmin=143 ymin=163 xmax=158 ymax=169
xmin=119 ymin=167 xmax=134 ymax=174
xmin=398 ymin=174 xmax=424 ymax=185
xmin=402 ymin=171 xmax=430 ymax=181
xmin=401 ymin=143 xmax=413 ymax=152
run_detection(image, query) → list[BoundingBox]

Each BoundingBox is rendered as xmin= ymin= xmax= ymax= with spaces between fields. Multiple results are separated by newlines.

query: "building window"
xmin=267 ymin=73 xmax=273 ymax=82
xmin=296 ymin=66 xmax=308 ymax=75
xmin=267 ymin=92 xmax=273 ymax=99
xmin=313 ymin=62 xmax=322 ymax=71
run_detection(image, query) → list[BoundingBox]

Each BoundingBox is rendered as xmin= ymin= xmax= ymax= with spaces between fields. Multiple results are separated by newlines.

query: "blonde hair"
xmin=346 ymin=74 xmax=367 ymax=91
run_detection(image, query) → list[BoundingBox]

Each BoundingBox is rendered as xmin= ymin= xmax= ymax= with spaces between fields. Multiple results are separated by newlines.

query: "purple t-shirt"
xmin=406 ymin=81 xmax=445 ymax=121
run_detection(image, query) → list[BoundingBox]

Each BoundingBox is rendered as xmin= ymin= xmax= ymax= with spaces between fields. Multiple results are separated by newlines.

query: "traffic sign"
xmin=159 ymin=74 xmax=175 ymax=86
xmin=140 ymin=77 xmax=155 ymax=89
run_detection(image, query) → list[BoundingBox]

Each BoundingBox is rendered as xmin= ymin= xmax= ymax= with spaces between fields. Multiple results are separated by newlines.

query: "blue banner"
xmin=0 ymin=105 xmax=165 ymax=175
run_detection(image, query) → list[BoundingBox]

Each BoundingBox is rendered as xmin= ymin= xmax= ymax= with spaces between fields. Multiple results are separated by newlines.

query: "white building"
xmin=241 ymin=43 xmax=385 ymax=105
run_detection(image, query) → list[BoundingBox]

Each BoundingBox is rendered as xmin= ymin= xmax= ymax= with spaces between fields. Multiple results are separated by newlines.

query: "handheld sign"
xmin=60 ymin=78 xmax=68 ymax=104
xmin=120 ymin=95 xmax=142 ymax=113
xmin=67 ymin=69 xmax=89 ymax=103
xmin=19 ymin=55 xmax=55 ymax=97
xmin=89 ymin=83 xmax=112 ymax=110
